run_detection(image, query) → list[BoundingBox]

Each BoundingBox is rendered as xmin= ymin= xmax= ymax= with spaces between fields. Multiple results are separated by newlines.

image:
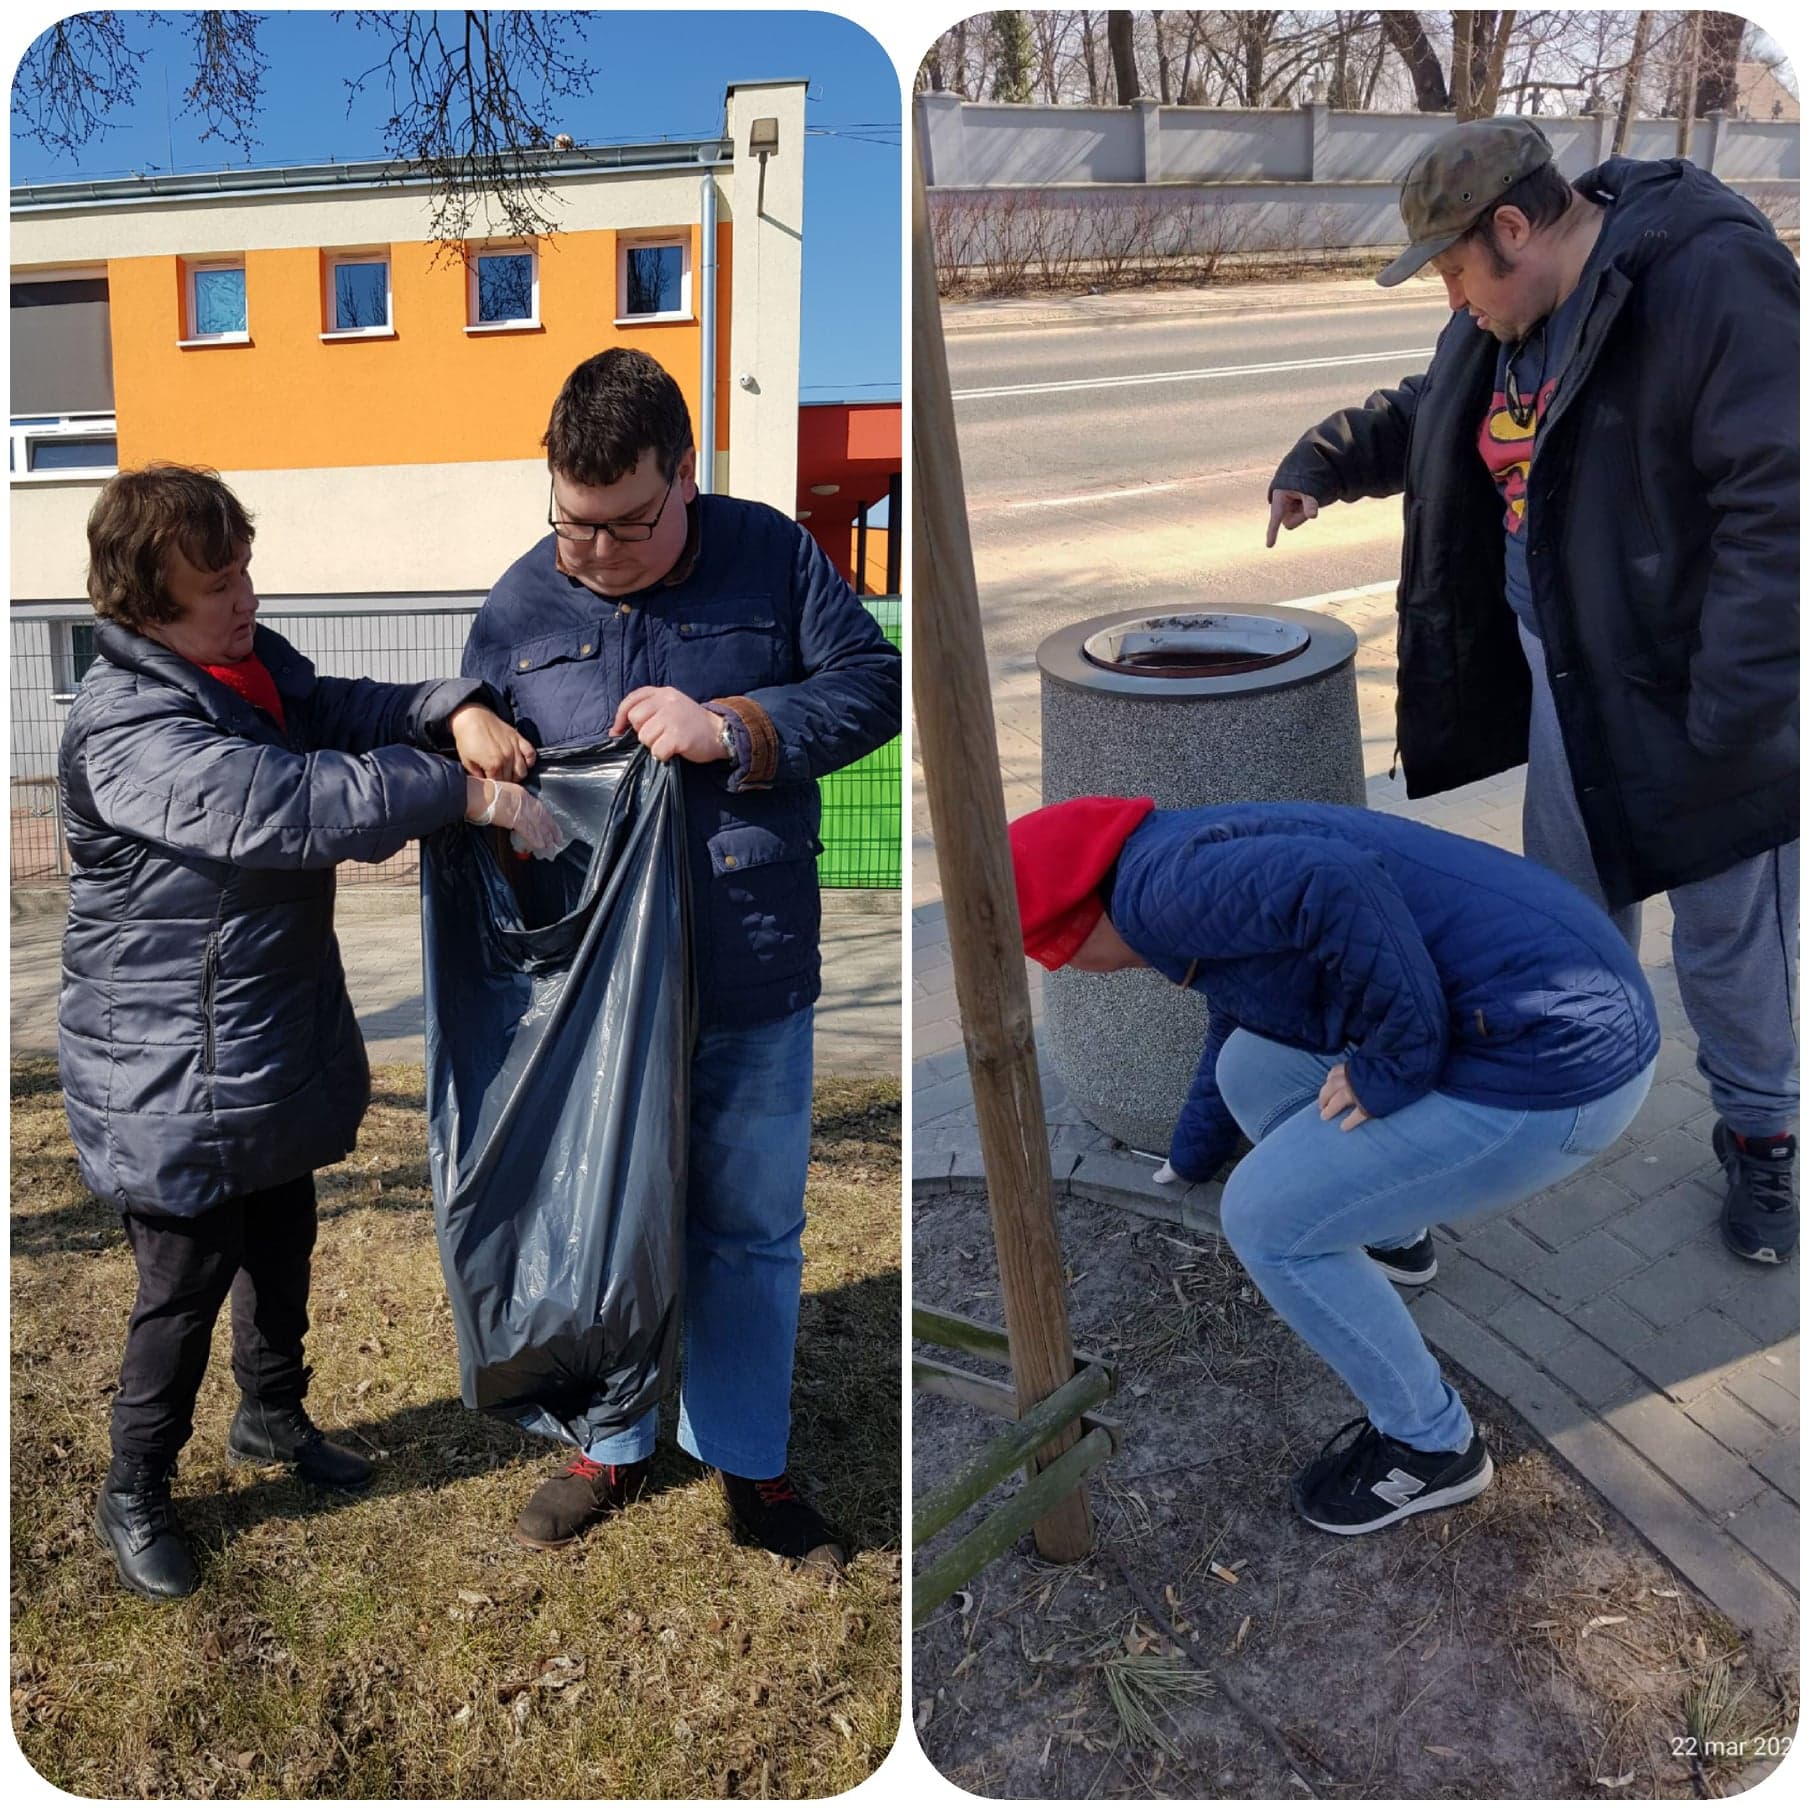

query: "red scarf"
xmin=200 ymin=654 xmax=286 ymax=731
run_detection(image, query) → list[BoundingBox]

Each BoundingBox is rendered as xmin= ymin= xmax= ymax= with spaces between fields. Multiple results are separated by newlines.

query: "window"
xmin=323 ymin=252 xmax=392 ymax=336
xmin=11 ymin=272 xmax=113 ymax=413
xmin=467 ymin=245 xmax=538 ymax=330
xmin=10 ymin=414 xmax=119 ymax=483
xmin=184 ymin=259 xmax=247 ymax=342
xmin=617 ymin=238 xmax=691 ymax=323
xmin=53 ymin=622 xmax=100 ymax=701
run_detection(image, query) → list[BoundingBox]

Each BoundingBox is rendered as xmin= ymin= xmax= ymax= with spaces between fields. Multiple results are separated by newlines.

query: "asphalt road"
xmin=943 ymin=283 xmax=1456 ymax=632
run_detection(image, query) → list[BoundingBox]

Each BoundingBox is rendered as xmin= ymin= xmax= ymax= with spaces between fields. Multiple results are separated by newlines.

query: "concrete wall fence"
xmin=919 ymin=93 xmax=1799 ymax=270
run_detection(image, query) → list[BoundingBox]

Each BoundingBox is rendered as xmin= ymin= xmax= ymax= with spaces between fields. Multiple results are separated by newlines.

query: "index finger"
xmin=1265 ymin=496 xmax=1283 ymax=549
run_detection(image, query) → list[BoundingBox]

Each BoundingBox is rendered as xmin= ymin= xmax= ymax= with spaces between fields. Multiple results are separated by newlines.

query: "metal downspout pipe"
xmin=698 ymin=169 xmax=719 ymax=494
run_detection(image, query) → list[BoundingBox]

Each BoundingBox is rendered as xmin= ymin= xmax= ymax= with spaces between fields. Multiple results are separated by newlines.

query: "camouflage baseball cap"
xmin=1376 ymin=117 xmax=1556 ymax=286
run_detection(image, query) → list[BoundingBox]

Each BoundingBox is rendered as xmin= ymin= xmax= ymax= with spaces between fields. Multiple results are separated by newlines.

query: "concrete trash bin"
xmin=1038 ymin=605 xmax=1366 ymax=1156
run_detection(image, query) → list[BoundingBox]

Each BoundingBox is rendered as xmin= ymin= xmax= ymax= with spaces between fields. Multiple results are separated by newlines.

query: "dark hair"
xmin=1458 ymin=161 xmax=1579 ymax=276
xmin=85 ymin=464 xmax=256 ymax=630
xmin=543 ymin=347 xmax=694 ymax=486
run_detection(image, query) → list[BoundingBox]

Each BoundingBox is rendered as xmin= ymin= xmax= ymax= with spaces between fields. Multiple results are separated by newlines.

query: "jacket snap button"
xmin=723 ymin=855 xmax=738 ymax=868
xmin=579 ymin=643 xmax=592 ymax=656
xmin=517 ymin=658 xmax=530 ymax=671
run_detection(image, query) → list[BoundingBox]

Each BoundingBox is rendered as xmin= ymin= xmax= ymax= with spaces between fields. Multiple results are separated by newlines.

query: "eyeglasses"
xmin=547 ymin=473 xmax=676 ymax=545
xmin=1504 ymin=326 xmax=1547 ymax=430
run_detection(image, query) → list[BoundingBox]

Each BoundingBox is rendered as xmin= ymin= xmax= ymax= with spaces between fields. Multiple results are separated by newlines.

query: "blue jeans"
xmin=585 ymin=1007 xmax=814 ymax=1476
xmin=1215 ymin=1030 xmax=1654 ymax=1453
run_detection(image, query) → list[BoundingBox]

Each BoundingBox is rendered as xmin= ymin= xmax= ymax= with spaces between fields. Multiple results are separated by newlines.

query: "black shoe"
xmin=95 ymin=1459 xmax=199 ymax=1601
xmin=721 ymin=1471 xmax=847 ymax=1571
xmin=1365 ymin=1229 xmax=1438 ymax=1286
xmin=226 ymin=1397 xmax=374 ymax=1491
xmin=513 ymin=1455 xmax=651 ymax=1551
xmin=1714 ymin=1122 xmax=1798 ymax=1265
xmin=1292 ymin=1416 xmax=1493 ymax=1535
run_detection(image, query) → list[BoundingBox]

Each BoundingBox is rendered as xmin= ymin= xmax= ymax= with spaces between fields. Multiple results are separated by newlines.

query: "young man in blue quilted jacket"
xmin=1010 ymin=795 xmax=1659 ymax=1535
xmin=461 ymin=348 xmax=901 ymax=1565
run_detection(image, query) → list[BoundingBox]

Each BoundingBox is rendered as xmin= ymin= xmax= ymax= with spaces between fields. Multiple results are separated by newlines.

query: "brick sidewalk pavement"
xmin=912 ymin=582 xmax=1798 ymax=1651
xmin=13 ymin=892 xmax=900 ymax=1079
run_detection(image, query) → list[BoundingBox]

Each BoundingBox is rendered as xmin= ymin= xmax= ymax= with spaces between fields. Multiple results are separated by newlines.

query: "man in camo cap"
xmin=1263 ymin=118 xmax=1800 ymax=1266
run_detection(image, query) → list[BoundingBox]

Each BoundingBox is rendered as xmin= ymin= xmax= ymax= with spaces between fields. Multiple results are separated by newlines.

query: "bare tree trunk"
xmin=1676 ymin=10 xmax=1701 ymax=156
xmin=1108 ymin=9 xmax=1140 ymax=102
xmin=1477 ymin=10 xmax=1517 ymax=117
xmin=1614 ymin=10 xmax=1653 ymax=155
xmin=952 ymin=19 xmax=970 ymax=98
xmin=1081 ymin=10 xmax=1101 ymax=103
xmin=1452 ymin=9 xmax=1475 ymax=118
xmin=1380 ymin=11 xmax=1450 ymax=112
xmin=1695 ymin=9 xmax=1744 ymax=116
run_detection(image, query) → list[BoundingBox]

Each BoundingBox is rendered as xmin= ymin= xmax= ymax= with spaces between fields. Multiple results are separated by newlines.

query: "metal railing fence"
xmin=10 ymin=597 xmax=903 ymax=890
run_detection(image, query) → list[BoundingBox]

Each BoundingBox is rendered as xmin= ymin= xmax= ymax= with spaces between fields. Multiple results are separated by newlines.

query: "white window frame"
xmin=180 ymin=257 xmax=249 ymax=346
xmin=615 ymin=236 xmax=692 ymax=325
xmin=465 ymin=242 xmax=540 ymax=333
xmin=9 ymin=413 xmax=120 ymax=486
xmin=51 ymin=618 xmax=101 ymax=704
xmin=321 ymin=250 xmax=395 ymax=340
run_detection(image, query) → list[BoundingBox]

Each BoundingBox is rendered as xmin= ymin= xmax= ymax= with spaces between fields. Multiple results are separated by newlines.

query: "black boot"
xmin=95 ymin=1458 xmax=199 ymax=1601
xmin=720 ymin=1470 xmax=847 ymax=1571
xmin=226 ymin=1397 xmax=374 ymax=1491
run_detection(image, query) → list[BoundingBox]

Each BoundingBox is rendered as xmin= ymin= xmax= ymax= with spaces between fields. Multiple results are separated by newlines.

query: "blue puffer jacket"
xmin=1108 ymin=804 xmax=1660 ymax=1180
xmin=58 ymin=622 xmax=485 ymax=1216
xmin=463 ymin=493 xmax=902 ymax=1027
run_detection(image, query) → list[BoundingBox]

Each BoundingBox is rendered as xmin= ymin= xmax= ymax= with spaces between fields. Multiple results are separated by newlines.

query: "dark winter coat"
xmin=1107 ymin=803 xmax=1660 ymax=1181
xmin=58 ymin=622 xmax=485 ymax=1215
xmin=462 ymin=493 xmax=902 ymax=1027
xmin=1272 ymin=157 xmax=1798 ymax=908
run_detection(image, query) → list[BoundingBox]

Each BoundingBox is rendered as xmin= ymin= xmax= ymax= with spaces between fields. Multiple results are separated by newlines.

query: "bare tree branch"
xmin=178 ymin=10 xmax=268 ymax=155
xmin=11 ymin=12 xmax=152 ymax=157
xmin=340 ymin=10 xmax=600 ymax=257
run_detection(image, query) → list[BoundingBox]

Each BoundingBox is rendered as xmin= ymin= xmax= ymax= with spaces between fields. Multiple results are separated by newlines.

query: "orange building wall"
xmin=108 ymin=221 xmax=733 ymax=472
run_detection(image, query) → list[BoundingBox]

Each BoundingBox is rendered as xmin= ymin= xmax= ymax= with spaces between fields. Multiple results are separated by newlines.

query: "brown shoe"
xmin=721 ymin=1471 xmax=847 ymax=1573
xmin=513 ymin=1455 xmax=650 ymax=1550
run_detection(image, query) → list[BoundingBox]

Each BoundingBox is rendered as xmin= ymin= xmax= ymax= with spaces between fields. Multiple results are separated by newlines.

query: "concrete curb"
xmin=914 ymin=1148 xmax=1797 ymax=1656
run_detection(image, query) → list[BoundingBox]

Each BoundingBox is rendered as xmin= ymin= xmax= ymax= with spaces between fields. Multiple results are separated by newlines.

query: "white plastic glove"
xmin=1152 ymin=1160 xmax=1179 ymax=1185
xmin=467 ymin=778 xmax=566 ymax=859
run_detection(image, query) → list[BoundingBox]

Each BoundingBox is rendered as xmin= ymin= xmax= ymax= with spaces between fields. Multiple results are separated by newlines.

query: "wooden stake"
xmin=910 ymin=148 xmax=1093 ymax=1561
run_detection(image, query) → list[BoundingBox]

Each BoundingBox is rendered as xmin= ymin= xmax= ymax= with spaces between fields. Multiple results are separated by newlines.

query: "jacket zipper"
xmin=200 ymin=936 xmax=220 ymax=1074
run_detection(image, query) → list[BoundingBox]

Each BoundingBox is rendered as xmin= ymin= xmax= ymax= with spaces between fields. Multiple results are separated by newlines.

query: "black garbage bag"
xmin=421 ymin=737 xmax=693 ymax=1449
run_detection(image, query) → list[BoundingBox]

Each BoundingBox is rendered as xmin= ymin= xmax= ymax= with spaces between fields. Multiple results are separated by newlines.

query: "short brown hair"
xmin=1459 ymin=162 xmax=1579 ymax=277
xmin=85 ymin=464 xmax=256 ymax=631
xmin=543 ymin=348 xmax=693 ymax=487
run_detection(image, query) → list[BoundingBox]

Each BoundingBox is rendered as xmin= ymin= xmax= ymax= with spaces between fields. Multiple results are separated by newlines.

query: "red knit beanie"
xmin=1008 ymin=796 xmax=1156 ymax=970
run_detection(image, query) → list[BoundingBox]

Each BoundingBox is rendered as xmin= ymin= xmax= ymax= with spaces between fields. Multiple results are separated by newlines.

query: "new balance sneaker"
xmin=513 ymin=1454 xmax=650 ymax=1550
xmin=1364 ymin=1229 xmax=1438 ymax=1286
xmin=1292 ymin=1416 xmax=1493 ymax=1535
xmin=1713 ymin=1122 xmax=1798 ymax=1265
xmin=720 ymin=1471 xmax=846 ymax=1572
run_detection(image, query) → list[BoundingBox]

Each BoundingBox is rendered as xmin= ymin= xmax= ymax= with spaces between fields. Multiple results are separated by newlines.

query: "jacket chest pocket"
xmin=659 ymin=600 xmax=786 ymax=696
xmin=503 ymin=624 xmax=606 ymax=736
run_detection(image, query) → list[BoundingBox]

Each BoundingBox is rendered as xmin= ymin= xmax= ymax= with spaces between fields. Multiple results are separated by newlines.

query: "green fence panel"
xmin=817 ymin=596 xmax=901 ymax=890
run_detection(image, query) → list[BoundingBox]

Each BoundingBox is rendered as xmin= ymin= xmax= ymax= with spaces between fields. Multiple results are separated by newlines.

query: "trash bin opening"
xmin=1081 ymin=613 xmax=1311 ymax=679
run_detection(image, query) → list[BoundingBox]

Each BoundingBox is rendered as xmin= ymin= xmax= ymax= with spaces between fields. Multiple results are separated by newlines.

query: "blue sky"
xmin=8 ymin=9 xmax=902 ymax=401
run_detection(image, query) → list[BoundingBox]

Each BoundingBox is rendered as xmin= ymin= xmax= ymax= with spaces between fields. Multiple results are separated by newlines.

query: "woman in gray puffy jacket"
xmin=59 ymin=465 xmax=562 ymax=1602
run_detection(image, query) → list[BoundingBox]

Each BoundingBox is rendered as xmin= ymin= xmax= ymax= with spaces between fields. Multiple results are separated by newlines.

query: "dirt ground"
xmin=913 ymin=1185 xmax=1796 ymax=1800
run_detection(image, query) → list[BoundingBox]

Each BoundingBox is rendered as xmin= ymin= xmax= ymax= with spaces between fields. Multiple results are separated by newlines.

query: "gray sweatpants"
xmin=1519 ymin=623 xmax=1799 ymax=1136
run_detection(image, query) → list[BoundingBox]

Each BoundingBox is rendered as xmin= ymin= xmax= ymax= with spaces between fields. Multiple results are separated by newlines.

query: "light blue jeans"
xmin=1215 ymin=1030 xmax=1655 ymax=1453
xmin=585 ymin=1006 xmax=814 ymax=1477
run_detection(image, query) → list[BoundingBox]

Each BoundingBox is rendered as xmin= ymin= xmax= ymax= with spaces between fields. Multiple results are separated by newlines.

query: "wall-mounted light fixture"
xmin=750 ymin=116 xmax=780 ymax=215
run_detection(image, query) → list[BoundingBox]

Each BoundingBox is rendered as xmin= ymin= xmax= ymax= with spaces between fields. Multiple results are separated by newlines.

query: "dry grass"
xmin=10 ymin=1060 xmax=901 ymax=1798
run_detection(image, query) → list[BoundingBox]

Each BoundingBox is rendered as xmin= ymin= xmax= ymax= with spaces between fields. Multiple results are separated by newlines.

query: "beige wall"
xmin=11 ymin=167 xmax=720 ymax=267
xmin=12 ymin=459 xmax=553 ymax=600
xmin=724 ymin=82 xmax=805 ymax=518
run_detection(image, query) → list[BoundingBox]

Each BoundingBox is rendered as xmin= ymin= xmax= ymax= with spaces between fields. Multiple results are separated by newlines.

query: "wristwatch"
xmin=717 ymin=715 xmax=737 ymax=762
